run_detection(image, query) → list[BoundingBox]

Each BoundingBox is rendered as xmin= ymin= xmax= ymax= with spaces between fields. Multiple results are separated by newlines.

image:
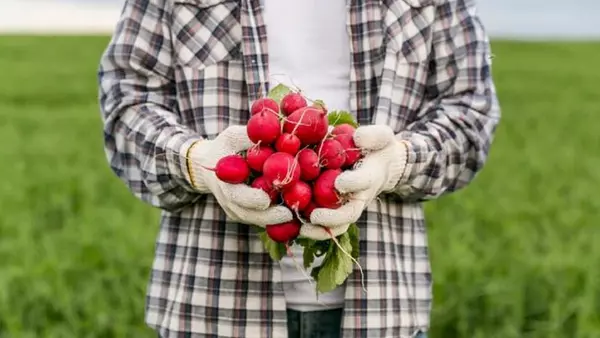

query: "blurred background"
xmin=0 ymin=0 xmax=599 ymax=337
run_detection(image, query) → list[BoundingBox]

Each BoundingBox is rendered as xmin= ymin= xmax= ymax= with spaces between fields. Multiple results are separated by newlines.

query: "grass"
xmin=0 ymin=36 xmax=598 ymax=338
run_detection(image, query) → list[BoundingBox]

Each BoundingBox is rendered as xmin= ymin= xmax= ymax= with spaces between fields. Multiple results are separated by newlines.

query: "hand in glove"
xmin=304 ymin=125 xmax=410 ymax=238
xmin=184 ymin=125 xmax=293 ymax=227
xmin=299 ymin=221 xmax=352 ymax=242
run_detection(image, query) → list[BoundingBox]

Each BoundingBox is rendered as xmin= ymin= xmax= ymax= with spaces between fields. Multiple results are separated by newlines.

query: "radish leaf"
xmin=259 ymin=231 xmax=286 ymax=261
xmin=327 ymin=110 xmax=358 ymax=127
xmin=268 ymin=83 xmax=292 ymax=104
xmin=347 ymin=223 xmax=360 ymax=259
xmin=314 ymin=232 xmax=354 ymax=293
xmin=295 ymin=226 xmax=361 ymax=293
xmin=313 ymin=99 xmax=327 ymax=110
xmin=302 ymin=245 xmax=317 ymax=269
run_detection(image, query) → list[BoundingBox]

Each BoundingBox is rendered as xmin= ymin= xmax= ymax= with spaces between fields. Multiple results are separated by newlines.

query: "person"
xmin=97 ymin=0 xmax=500 ymax=336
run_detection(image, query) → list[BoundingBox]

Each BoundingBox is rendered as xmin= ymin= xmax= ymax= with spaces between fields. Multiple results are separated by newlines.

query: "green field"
xmin=0 ymin=36 xmax=598 ymax=338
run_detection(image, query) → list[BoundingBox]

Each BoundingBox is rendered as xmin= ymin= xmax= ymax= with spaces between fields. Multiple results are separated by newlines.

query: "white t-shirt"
xmin=263 ymin=0 xmax=351 ymax=311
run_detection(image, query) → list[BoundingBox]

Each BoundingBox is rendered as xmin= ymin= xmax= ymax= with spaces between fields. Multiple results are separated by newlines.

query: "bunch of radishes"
xmin=210 ymin=91 xmax=362 ymax=244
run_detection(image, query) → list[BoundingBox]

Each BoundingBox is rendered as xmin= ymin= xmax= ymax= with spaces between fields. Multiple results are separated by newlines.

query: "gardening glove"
xmin=309 ymin=125 xmax=410 ymax=229
xmin=184 ymin=125 xmax=293 ymax=227
xmin=299 ymin=222 xmax=351 ymax=241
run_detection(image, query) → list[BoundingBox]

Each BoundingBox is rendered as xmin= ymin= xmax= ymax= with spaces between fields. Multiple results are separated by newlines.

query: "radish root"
xmin=286 ymin=242 xmax=333 ymax=308
xmin=293 ymin=208 xmax=308 ymax=224
xmin=290 ymin=108 xmax=310 ymax=136
xmin=200 ymin=164 xmax=215 ymax=172
xmin=284 ymin=242 xmax=331 ymax=308
xmin=275 ymin=155 xmax=300 ymax=188
xmin=315 ymin=113 xmax=341 ymax=161
xmin=285 ymin=242 xmax=316 ymax=288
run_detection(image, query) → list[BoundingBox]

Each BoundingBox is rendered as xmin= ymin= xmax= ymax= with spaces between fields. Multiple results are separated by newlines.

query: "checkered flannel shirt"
xmin=98 ymin=0 xmax=500 ymax=336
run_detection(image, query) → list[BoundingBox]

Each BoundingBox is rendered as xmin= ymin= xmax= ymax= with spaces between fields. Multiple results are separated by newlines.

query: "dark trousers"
xmin=286 ymin=308 xmax=344 ymax=338
xmin=157 ymin=309 xmax=427 ymax=338
xmin=286 ymin=308 xmax=429 ymax=338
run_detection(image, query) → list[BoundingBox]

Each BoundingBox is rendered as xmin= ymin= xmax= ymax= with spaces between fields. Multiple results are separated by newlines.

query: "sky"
xmin=2 ymin=0 xmax=599 ymax=38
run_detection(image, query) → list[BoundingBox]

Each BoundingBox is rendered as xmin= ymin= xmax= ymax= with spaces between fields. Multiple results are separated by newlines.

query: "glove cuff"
xmin=182 ymin=140 xmax=211 ymax=193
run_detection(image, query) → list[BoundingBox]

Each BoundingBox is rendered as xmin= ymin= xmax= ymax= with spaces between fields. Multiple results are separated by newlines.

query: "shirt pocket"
xmin=171 ymin=0 xmax=242 ymax=69
xmin=375 ymin=0 xmax=437 ymax=129
xmin=383 ymin=0 xmax=436 ymax=63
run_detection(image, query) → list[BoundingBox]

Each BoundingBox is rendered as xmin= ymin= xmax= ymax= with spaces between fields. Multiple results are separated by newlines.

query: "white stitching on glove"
xmin=185 ymin=125 xmax=293 ymax=227
xmin=306 ymin=125 xmax=409 ymax=233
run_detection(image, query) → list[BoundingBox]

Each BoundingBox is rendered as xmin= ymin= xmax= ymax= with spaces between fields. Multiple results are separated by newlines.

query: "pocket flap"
xmin=400 ymin=0 xmax=435 ymax=8
xmin=173 ymin=0 xmax=232 ymax=8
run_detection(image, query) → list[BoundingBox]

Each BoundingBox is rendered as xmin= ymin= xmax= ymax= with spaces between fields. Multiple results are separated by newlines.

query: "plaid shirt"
xmin=98 ymin=0 xmax=500 ymax=337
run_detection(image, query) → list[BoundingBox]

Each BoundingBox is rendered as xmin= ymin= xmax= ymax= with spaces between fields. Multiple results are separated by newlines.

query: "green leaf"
xmin=313 ymin=99 xmax=327 ymax=110
xmin=258 ymin=232 xmax=286 ymax=261
xmin=347 ymin=223 xmax=360 ymax=259
xmin=267 ymin=83 xmax=292 ymax=104
xmin=327 ymin=110 xmax=358 ymax=128
xmin=314 ymin=234 xmax=355 ymax=293
xmin=302 ymin=245 xmax=317 ymax=269
xmin=335 ymin=234 xmax=355 ymax=285
xmin=310 ymin=265 xmax=321 ymax=280
xmin=294 ymin=237 xmax=315 ymax=248
xmin=296 ymin=227 xmax=361 ymax=294
xmin=315 ymin=254 xmax=337 ymax=293
xmin=295 ymin=237 xmax=321 ymax=269
xmin=314 ymin=240 xmax=331 ymax=256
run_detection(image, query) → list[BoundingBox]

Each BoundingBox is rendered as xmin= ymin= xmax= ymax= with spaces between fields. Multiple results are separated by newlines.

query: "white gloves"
xmin=184 ymin=126 xmax=293 ymax=227
xmin=181 ymin=124 xmax=408 ymax=238
xmin=300 ymin=125 xmax=410 ymax=240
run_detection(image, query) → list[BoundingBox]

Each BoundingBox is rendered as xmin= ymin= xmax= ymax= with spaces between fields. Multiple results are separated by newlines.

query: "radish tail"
xmin=285 ymin=242 xmax=315 ymax=287
xmin=199 ymin=165 xmax=216 ymax=172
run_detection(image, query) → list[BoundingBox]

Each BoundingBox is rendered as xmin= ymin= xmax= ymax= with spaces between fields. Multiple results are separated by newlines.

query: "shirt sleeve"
xmin=98 ymin=0 xmax=203 ymax=211
xmin=393 ymin=0 xmax=501 ymax=201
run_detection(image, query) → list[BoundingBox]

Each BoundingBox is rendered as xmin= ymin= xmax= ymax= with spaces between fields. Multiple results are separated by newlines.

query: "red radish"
xmin=251 ymin=97 xmax=279 ymax=116
xmin=313 ymin=169 xmax=344 ymax=209
xmin=247 ymin=110 xmax=281 ymax=145
xmin=331 ymin=123 xmax=356 ymax=136
xmin=283 ymin=107 xmax=329 ymax=145
xmin=280 ymin=93 xmax=307 ymax=116
xmin=334 ymin=133 xmax=361 ymax=167
xmin=282 ymin=180 xmax=312 ymax=211
xmin=266 ymin=219 xmax=301 ymax=243
xmin=318 ymin=139 xmax=347 ymax=170
xmin=206 ymin=154 xmax=250 ymax=184
xmin=274 ymin=133 xmax=301 ymax=155
xmin=262 ymin=152 xmax=301 ymax=189
xmin=297 ymin=148 xmax=320 ymax=181
xmin=246 ymin=144 xmax=275 ymax=172
xmin=251 ymin=175 xmax=278 ymax=204
xmin=302 ymin=201 xmax=318 ymax=220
